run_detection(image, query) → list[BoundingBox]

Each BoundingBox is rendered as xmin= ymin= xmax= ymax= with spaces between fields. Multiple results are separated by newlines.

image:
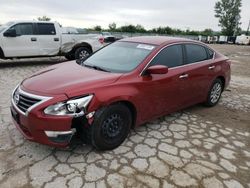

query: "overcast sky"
xmin=0 ymin=0 xmax=250 ymax=31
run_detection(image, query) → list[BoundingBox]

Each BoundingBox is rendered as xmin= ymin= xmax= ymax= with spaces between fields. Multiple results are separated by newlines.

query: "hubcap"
xmin=210 ymin=83 xmax=222 ymax=103
xmin=101 ymin=114 xmax=124 ymax=139
xmin=79 ymin=50 xmax=90 ymax=60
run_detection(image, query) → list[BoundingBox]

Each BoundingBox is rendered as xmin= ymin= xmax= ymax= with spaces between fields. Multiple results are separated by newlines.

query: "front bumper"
xmin=10 ymin=103 xmax=75 ymax=147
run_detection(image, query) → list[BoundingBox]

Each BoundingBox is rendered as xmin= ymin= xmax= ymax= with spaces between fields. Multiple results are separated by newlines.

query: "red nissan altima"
xmin=11 ymin=36 xmax=231 ymax=150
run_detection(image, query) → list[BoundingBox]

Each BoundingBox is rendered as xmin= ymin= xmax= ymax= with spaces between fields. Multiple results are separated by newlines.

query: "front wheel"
xmin=91 ymin=104 xmax=132 ymax=150
xmin=205 ymin=78 xmax=223 ymax=107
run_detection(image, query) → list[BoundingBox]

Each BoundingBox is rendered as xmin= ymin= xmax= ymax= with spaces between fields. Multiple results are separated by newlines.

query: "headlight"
xmin=44 ymin=95 xmax=93 ymax=116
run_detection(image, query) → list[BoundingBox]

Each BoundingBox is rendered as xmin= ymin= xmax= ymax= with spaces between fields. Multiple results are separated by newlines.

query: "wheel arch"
xmin=71 ymin=42 xmax=93 ymax=54
xmin=91 ymin=98 xmax=138 ymax=129
xmin=216 ymin=76 xmax=225 ymax=91
xmin=112 ymin=100 xmax=137 ymax=129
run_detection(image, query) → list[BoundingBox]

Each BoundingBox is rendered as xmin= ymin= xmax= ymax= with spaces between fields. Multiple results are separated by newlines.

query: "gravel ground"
xmin=0 ymin=44 xmax=249 ymax=188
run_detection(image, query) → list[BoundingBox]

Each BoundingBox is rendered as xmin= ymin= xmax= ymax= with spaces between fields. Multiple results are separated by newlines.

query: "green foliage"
xmin=120 ymin=25 xmax=137 ymax=33
xmin=214 ymin=0 xmax=242 ymax=36
xmin=108 ymin=23 xmax=117 ymax=31
xmin=94 ymin=23 xmax=215 ymax=36
xmin=37 ymin=16 xmax=51 ymax=21
xmin=201 ymin=29 xmax=214 ymax=36
xmin=93 ymin=25 xmax=102 ymax=31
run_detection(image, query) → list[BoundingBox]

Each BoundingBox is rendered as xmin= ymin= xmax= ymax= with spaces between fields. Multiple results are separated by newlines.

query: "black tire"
xmin=74 ymin=47 xmax=91 ymax=60
xmin=91 ymin=104 xmax=132 ymax=150
xmin=205 ymin=78 xmax=223 ymax=107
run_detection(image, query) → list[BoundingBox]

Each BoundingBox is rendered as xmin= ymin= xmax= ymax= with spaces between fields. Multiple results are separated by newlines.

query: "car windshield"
xmin=83 ymin=42 xmax=156 ymax=73
xmin=0 ymin=22 xmax=14 ymax=33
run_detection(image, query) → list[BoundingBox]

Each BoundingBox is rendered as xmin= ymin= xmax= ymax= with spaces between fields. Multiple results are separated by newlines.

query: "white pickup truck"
xmin=0 ymin=21 xmax=104 ymax=60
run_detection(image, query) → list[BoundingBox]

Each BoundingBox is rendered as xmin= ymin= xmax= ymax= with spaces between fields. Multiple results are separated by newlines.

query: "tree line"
xmin=90 ymin=23 xmax=215 ymax=36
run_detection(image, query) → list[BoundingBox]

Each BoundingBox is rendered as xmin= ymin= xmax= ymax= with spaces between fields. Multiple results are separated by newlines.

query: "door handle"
xmin=208 ymin=65 xmax=215 ymax=70
xmin=31 ymin=37 xmax=37 ymax=42
xmin=179 ymin=74 xmax=189 ymax=79
xmin=54 ymin=38 xmax=59 ymax=41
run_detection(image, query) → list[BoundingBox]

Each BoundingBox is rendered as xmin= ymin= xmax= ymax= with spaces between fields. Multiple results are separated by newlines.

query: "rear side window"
xmin=185 ymin=44 xmax=208 ymax=64
xmin=37 ymin=23 xmax=56 ymax=35
xmin=12 ymin=23 xmax=34 ymax=35
xmin=151 ymin=45 xmax=183 ymax=68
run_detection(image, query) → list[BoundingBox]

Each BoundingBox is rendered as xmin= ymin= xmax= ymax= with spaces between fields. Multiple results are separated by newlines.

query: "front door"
xmin=2 ymin=23 xmax=40 ymax=57
xmin=137 ymin=44 xmax=188 ymax=121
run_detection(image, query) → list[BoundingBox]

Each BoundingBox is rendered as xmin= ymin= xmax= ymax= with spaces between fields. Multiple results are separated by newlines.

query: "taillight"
xmin=99 ymin=37 xmax=104 ymax=44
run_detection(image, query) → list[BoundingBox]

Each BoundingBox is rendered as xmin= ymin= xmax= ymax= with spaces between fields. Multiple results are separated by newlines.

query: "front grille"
xmin=17 ymin=93 xmax=41 ymax=113
xmin=12 ymin=86 xmax=51 ymax=115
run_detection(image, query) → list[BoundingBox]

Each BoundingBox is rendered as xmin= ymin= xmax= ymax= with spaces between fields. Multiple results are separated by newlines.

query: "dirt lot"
xmin=0 ymin=44 xmax=249 ymax=188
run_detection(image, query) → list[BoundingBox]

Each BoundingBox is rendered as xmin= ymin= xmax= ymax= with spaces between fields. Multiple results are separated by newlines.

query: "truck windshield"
xmin=0 ymin=22 xmax=14 ymax=33
xmin=83 ymin=42 xmax=156 ymax=73
xmin=0 ymin=26 xmax=6 ymax=33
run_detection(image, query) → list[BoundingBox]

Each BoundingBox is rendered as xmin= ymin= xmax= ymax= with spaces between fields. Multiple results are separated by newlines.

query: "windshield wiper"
xmin=82 ymin=62 xmax=110 ymax=72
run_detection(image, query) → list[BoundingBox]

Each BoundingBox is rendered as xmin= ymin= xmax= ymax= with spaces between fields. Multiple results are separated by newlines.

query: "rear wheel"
xmin=205 ymin=78 xmax=223 ymax=107
xmin=91 ymin=104 xmax=132 ymax=150
xmin=75 ymin=47 xmax=91 ymax=60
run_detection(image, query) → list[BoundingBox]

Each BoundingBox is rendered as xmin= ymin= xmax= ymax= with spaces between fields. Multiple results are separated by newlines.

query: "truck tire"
xmin=75 ymin=47 xmax=91 ymax=60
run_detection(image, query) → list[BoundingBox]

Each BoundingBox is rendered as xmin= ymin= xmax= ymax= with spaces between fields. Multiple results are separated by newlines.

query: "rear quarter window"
xmin=185 ymin=44 xmax=208 ymax=64
xmin=207 ymin=48 xmax=215 ymax=59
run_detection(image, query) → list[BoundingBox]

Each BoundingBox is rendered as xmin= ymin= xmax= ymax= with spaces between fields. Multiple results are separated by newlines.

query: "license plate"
xmin=11 ymin=107 xmax=20 ymax=124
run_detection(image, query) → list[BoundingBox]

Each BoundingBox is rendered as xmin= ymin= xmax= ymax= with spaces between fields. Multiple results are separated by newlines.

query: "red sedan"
xmin=11 ymin=36 xmax=231 ymax=150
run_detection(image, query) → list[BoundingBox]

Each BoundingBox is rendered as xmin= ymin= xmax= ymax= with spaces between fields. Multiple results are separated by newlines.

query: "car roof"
xmin=120 ymin=36 xmax=195 ymax=46
xmin=8 ymin=20 xmax=57 ymax=24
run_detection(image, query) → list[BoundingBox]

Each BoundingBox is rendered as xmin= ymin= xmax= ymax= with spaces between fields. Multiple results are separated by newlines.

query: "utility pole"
xmin=247 ymin=20 xmax=250 ymax=35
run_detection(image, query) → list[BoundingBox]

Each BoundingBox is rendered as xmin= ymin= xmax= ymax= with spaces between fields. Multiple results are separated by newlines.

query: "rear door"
xmin=2 ymin=23 xmax=40 ymax=57
xmin=35 ymin=23 xmax=60 ymax=56
xmin=180 ymin=43 xmax=215 ymax=105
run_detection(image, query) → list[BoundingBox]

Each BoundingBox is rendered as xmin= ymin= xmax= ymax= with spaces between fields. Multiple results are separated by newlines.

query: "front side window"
xmin=150 ymin=45 xmax=183 ymax=68
xmin=37 ymin=23 xmax=56 ymax=35
xmin=83 ymin=42 xmax=156 ymax=73
xmin=0 ymin=26 xmax=6 ymax=33
xmin=185 ymin=44 xmax=208 ymax=64
xmin=11 ymin=23 xmax=34 ymax=35
xmin=0 ymin=22 xmax=15 ymax=33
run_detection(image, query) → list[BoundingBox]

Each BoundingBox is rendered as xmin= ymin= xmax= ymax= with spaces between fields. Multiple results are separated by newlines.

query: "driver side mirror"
xmin=4 ymin=28 xmax=17 ymax=37
xmin=145 ymin=65 xmax=169 ymax=75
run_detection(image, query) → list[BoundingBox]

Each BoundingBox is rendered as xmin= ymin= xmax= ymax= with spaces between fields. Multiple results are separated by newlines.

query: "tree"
xmin=93 ymin=25 xmax=102 ymax=31
xmin=214 ymin=0 xmax=242 ymax=36
xmin=120 ymin=25 xmax=137 ymax=33
xmin=201 ymin=29 xmax=214 ymax=36
xmin=108 ymin=23 xmax=117 ymax=31
xmin=135 ymin=24 xmax=146 ymax=33
xmin=37 ymin=16 xmax=51 ymax=21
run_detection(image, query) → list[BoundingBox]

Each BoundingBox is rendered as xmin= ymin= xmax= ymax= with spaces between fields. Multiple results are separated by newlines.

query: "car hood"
xmin=22 ymin=61 xmax=122 ymax=96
